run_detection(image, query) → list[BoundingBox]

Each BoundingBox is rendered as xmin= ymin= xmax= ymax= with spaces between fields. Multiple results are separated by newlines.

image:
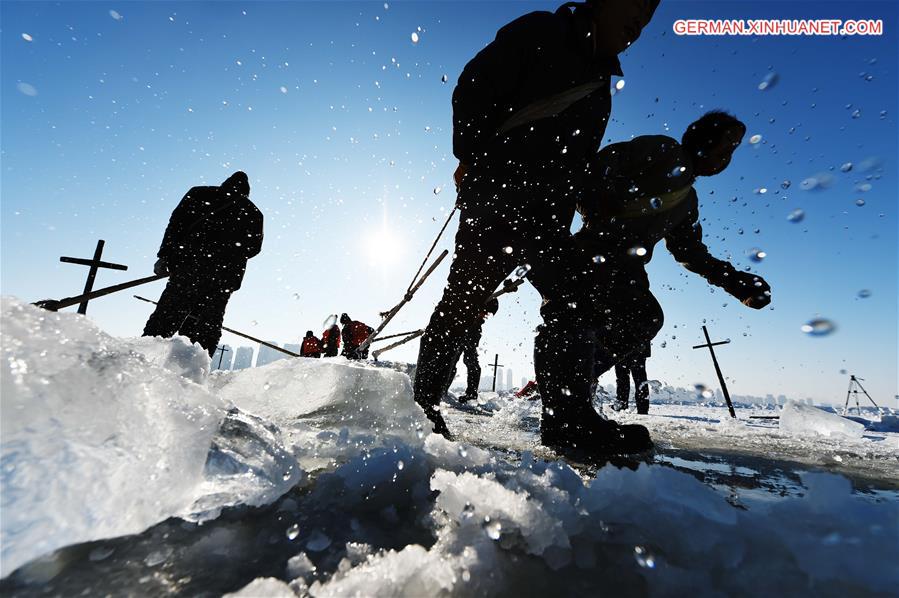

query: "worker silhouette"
xmin=576 ymin=111 xmax=771 ymax=413
xmin=143 ymin=171 xmax=263 ymax=356
xmin=414 ymin=0 xmax=660 ymax=456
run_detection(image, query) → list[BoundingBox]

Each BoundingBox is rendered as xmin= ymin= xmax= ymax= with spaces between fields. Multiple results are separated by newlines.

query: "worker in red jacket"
xmin=300 ymin=330 xmax=322 ymax=358
xmin=340 ymin=313 xmax=375 ymax=360
xmin=322 ymin=324 xmax=341 ymax=357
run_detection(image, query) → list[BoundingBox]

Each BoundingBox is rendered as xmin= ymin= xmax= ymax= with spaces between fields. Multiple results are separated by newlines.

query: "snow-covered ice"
xmin=2 ymin=297 xmax=898 ymax=596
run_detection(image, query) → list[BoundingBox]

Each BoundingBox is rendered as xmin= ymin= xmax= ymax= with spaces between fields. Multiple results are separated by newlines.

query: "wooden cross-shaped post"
xmin=691 ymin=325 xmax=736 ymax=418
xmin=215 ymin=345 xmax=231 ymax=370
xmin=60 ymin=240 xmax=127 ymax=314
xmin=489 ymin=353 xmax=503 ymax=392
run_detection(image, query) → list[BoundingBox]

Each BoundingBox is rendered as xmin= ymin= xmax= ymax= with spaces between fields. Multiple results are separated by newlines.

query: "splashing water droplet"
xmin=483 ymin=519 xmax=502 ymax=540
xmin=757 ymin=71 xmax=779 ymax=91
xmin=787 ymin=208 xmax=805 ymax=223
xmin=749 ymin=134 xmax=762 ymax=145
xmin=592 ymin=255 xmax=606 ymax=263
xmin=694 ymin=383 xmax=713 ymax=399
xmin=279 ymin=86 xmax=288 ymax=94
xmin=545 ymin=407 xmax=555 ymax=416
xmin=22 ymin=33 xmax=33 ymax=42
xmin=397 ymin=460 xmax=404 ymax=470
xmin=109 ymin=10 xmax=123 ymax=21
xmin=433 ymin=186 xmax=442 ymax=195
xmin=410 ymin=32 xmax=420 ymax=44
xmin=748 ymin=248 xmax=766 ymax=262
xmin=461 ymin=502 xmax=475 ymax=519
xmin=615 ymin=79 xmax=625 ymax=91
xmin=650 ymin=197 xmax=662 ymax=209
xmin=855 ymin=198 xmax=865 ymax=207
xmin=627 ymin=246 xmax=648 ymax=257
xmin=561 ymin=387 xmax=572 ymax=396
xmin=263 ymin=382 xmax=271 ymax=390
xmin=634 ymin=546 xmax=656 ymax=568
xmin=851 ymin=109 xmax=861 ymax=119
xmin=503 ymin=246 xmax=513 ymax=254
xmin=287 ymin=523 xmax=300 ymax=540
xmin=781 ymin=180 xmax=791 ymax=189
xmin=857 ymin=289 xmax=871 ymax=299
xmin=840 ymin=162 xmax=853 ymax=172
xmin=801 ymin=318 xmax=836 ymax=336
xmin=441 ymin=74 xmax=448 ymax=83
xmin=457 ymin=445 xmax=468 ymax=458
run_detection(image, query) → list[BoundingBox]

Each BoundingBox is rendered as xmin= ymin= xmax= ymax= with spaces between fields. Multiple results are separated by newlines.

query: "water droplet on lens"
xmin=286 ymin=524 xmax=300 ymax=540
xmin=801 ymin=318 xmax=836 ymax=336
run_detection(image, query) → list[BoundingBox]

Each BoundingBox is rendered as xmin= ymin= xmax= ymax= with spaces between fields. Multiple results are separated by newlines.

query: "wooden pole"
xmin=692 ymin=325 xmax=736 ymax=418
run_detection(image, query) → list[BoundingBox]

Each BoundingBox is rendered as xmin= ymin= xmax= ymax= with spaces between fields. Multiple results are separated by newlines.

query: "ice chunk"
xmin=286 ymin=552 xmax=316 ymax=581
xmin=0 ymin=298 xmax=225 ymax=574
xmin=779 ymin=400 xmax=864 ymax=439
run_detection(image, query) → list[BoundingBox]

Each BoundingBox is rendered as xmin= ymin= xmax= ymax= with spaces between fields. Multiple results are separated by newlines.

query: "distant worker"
xmin=576 ymin=111 xmax=771 ymax=404
xmin=340 ymin=313 xmax=375 ymax=360
xmin=454 ymin=298 xmax=499 ymax=404
xmin=300 ymin=330 xmax=322 ymax=358
xmin=322 ymin=323 xmax=341 ymax=357
xmin=613 ymin=345 xmax=650 ymax=414
xmin=143 ymin=171 xmax=263 ymax=356
xmin=515 ymin=380 xmax=539 ymax=400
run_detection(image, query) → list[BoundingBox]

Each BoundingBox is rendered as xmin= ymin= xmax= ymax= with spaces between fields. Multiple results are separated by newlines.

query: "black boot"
xmin=535 ymin=323 xmax=652 ymax=456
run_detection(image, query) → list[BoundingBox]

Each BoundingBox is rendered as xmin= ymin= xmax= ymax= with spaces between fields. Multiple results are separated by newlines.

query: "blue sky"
xmin=2 ymin=1 xmax=896 ymax=406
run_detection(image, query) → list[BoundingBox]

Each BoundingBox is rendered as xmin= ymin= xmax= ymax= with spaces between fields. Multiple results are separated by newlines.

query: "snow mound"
xmin=0 ymin=297 xmax=225 ymax=575
xmin=309 ymin=457 xmax=898 ymax=596
xmin=779 ymin=399 xmax=865 ymax=439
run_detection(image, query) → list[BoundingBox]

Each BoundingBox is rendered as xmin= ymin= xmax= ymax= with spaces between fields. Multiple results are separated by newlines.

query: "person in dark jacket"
xmin=340 ymin=313 xmax=375 ymax=360
xmin=576 ymin=111 xmax=771 ymax=408
xmin=300 ymin=330 xmax=322 ymax=358
xmin=414 ymin=0 xmax=659 ymax=454
xmin=613 ymin=343 xmax=650 ymax=413
xmin=143 ymin=171 xmax=263 ymax=356
xmin=322 ymin=323 xmax=341 ymax=357
xmin=451 ymin=298 xmax=499 ymax=404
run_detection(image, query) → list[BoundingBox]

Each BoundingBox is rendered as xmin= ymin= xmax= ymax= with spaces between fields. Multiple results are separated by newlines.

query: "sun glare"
xmin=367 ymin=228 xmax=404 ymax=268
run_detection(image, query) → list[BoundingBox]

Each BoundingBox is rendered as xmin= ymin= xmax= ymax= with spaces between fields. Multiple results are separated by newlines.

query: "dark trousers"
xmin=414 ymin=176 xmax=612 ymax=428
xmin=615 ymin=358 xmax=649 ymax=413
xmin=143 ymin=275 xmax=232 ymax=357
xmin=462 ymin=343 xmax=481 ymax=397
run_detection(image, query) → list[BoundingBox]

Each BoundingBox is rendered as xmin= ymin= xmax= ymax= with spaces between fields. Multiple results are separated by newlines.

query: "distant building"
xmin=284 ymin=343 xmax=301 ymax=357
xmin=256 ymin=342 xmax=287 ymax=367
xmin=521 ymin=377 xmax=528 ymax=389
xmin=232 ymin=346 xmax=255 ymax=370
xmin=479 ymin=375 xmax=492 ymax=392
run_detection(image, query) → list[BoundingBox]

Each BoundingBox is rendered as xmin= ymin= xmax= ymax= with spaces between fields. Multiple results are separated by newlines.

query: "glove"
xmin=153 ymin=258 xmax=169 ymax=276
xmin=725 ymin=271 xmax=771 ymax=309
xmin=453 ymin=162 xmax=468 ymax=191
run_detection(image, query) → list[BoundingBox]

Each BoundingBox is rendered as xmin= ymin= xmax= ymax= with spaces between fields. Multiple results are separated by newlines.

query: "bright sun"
xmin=367 ymin=228 xmax=404 ymax=268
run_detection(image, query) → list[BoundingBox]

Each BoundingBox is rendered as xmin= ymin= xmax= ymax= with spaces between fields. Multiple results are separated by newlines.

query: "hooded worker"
xmin=142 ymin=171 xmax=263 ymax=356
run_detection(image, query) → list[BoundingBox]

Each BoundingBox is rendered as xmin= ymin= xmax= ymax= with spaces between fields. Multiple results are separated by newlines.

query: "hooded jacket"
xmin=158 ymin=172 xmax=263 ymax=289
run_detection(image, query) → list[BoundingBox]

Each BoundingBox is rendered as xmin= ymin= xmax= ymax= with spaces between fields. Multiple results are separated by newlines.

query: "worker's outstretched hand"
xmin=725 ymin=271 xmax=771 ymax=309
xmin=153 ymin=258 xmax=169 ymax=277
